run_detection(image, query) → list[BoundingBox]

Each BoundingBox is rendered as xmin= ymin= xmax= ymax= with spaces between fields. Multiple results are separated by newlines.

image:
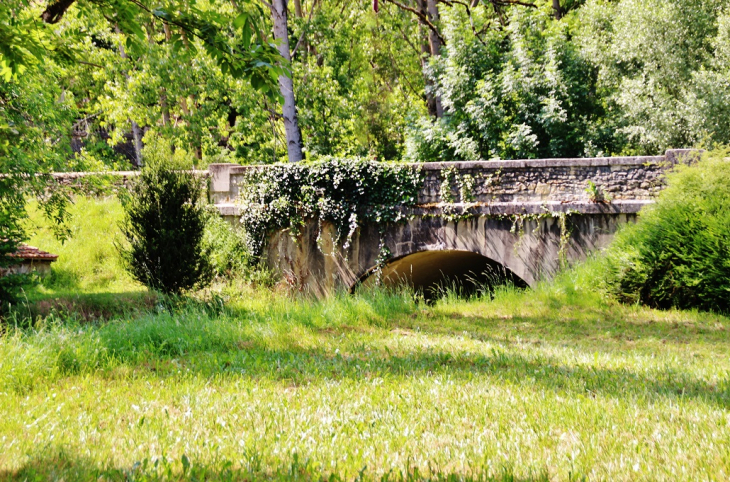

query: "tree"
xmin=0 ymin=0 xmax=285 ymax=305
xmin=377 ymin=0 xmax=537 ymax=119
xmin=578 ymin=0 xmax=730 ymax=154
xmin=0 ymin=64 xmax=76 ymax=306
xmin=290 ymin=0 xmax=423 ymax=160
xmin=403 ymin=3 xmax=609 ymax=161
xmin=118 ymin=156 xmax=212 ymax=294
xmin=269 ymin=0 xmax=305 ymax=162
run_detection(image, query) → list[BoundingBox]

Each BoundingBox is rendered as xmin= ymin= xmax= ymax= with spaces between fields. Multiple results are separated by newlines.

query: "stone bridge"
xmin=211 ymin=150 xmax=697 ymax=296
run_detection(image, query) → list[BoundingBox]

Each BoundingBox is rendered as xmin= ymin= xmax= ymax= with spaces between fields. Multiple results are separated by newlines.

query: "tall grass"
xmin=24 ymin=196 xmax=140 ymax=296
xmin=1 ymin=278 xmax=728 ymax=480
xmin=0 ymin=285 xmax=417 ymax=392
xmin=3 ymin=196 xmax=728 ymax=479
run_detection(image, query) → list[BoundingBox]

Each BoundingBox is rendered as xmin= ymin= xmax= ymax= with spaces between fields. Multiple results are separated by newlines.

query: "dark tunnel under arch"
xmin=356 ymin=250 xmax=528 ymax=299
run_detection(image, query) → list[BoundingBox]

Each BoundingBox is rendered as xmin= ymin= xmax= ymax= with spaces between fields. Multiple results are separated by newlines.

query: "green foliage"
xmin=237 ymin=158 xmax=423 ymax=256
xmin=4 ymin=0 xmax=730 ymax=171
xmin=0 ymin=205 xmax=27 ymax=308
xmin=0 ymin=1 xmax=76 ymax=81
xmin=406 ymin=5 xmax=610 ymax=161
xmin=584 ymin=180 xmax=611 ymax=203
xmin=0 ymin=0 xmax=282 ymax=305
xmin=0 ymin=0 xmax=283 ymax=94
xmin=577 ymin=0 xmax=730 ymax=154
xmin=406 ymin=0 xmax=730 ymax=161
xmin=1 ymin=59 xmax=76 ymax=307
xmin=600 ymin=148 xmax=730 ymax=312
xmin=1 ymin=282 xmax=729 ymax=479
xmin=118 ymin=156 xmax=212 ymax=295
xmin=292 ymin=5 xmax=421 ymax=161
xmin=201 ymin=208 xmax=256 ymax=280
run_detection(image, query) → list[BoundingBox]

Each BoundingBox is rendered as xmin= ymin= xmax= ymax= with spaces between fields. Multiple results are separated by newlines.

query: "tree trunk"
xmin=116 ymin=26 xmax=144 ymax=167
xmin=552 ymin=0 xmax=562 ymax=20
xmin=160 ymin=91 xmax=170 ymax=126
xmin=159 ymin=24 xmax=172 ymax=128
xmin=131 ymin=122 xmax=144 ymax=167
xmin=425 ymin=0 xmax=442 ymax=56
xmin=40 ymin=0 xmax=77 ymax=24
xmin=270 ymin=0 xmax=304 ymax=163
xmin=417 ymin=0 xmax=444 ymax=118
xmin=293 ymin=0 xmax=303 ymax=17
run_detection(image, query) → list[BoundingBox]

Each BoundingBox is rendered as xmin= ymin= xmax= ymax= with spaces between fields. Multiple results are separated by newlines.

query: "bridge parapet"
xmin=210 ymin=149 xmax=699 ymax=214
xmin=418 ymin=156 xmax=666 ymax=204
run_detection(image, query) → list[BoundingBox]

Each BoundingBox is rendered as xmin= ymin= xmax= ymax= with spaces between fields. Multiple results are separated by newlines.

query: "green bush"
xmin=118 ymin=159 xmax=212 ymax=295
xmin=602 ymin=148 xmax=730 ymax=312
xmin=201 ymin=208 xmax=252 ymax=279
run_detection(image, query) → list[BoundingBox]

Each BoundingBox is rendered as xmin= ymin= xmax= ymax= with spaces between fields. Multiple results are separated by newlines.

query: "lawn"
xmin=1 ymin=198 xmax=728 ymax=481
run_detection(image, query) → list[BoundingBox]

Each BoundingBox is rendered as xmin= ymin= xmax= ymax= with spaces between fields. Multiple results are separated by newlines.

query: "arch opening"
xmin=359 ymin=250 xmax=528 ymax=300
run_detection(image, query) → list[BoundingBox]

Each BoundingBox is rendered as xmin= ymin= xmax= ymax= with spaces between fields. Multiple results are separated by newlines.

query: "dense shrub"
xmin=602 ymin=148 xmax=730 ymax=312
xmin=405 ymin=1 xmax=730 ymax=161
xmin=118 ymin=160 xmax=212 ymax=295
xmin=405 ymin=5 xmax=612 ymax=161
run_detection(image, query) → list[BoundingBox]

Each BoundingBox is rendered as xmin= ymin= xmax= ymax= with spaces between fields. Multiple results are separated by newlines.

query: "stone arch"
xmin=358 ymin=215 xmax=545 ymax=288
xmin=354 ymin=248 xmax=528 ymax=298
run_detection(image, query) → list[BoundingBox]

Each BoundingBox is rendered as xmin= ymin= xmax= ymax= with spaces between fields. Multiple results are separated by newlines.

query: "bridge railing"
xmin=209 ymin=149 xmax=701 ymax=216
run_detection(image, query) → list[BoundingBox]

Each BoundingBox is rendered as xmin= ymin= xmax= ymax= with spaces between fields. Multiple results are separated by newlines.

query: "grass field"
xmin=1 ymin=198 xmax=728 ymax=481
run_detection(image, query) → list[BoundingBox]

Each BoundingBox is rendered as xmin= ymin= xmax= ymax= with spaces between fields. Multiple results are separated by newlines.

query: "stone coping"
xmin=215 ymin=200 xmax=651 ymax=218
xmin=416 ymin=156 xmax=665 ymax=170
xmin=51 ymin=171 xmax=140 ymax=178
xmin=217 ymin=156 xmax=667 ymax=175
xmin=209 ymin=149 xmax=702 ymax=188
xmin=212 ymin=151 xmax=698 ymax=176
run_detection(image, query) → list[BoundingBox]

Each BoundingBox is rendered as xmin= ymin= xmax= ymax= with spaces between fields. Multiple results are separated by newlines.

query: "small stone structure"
xmin=210 ymin=149 xmax=699 ymax=295
xmin=3 ymin=245 xmax=58 ymax=276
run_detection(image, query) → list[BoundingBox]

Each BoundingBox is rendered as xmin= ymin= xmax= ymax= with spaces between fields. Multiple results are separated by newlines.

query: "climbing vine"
xmin=237 ymin=158 xmax=423 ymax=256
xmin=439 ymin=167 xmax=478 ymax=204
xmin=508 ymin=209 xmax=575 ymax=264
xmin=438 ymin=167 xmax=481 ymax=221
xmin=459 ymin=174 xmax=476 ymax=203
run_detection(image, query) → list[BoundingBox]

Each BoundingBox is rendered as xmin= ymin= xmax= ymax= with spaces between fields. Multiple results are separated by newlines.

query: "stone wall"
xmin=45 ymin=170 xmax=208 ymax=195
xmin=419 ymin=157 xmax=667 ymax=204
xmin=50 ymin=171 xmax=140 ymax=194
xmin=209 ymin=149 xmax=700 ymax=212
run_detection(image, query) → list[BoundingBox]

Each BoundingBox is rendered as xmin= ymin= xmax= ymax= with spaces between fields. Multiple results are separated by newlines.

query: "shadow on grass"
xmin=7 ymin=291 xmax=158 ymax=325
xmin=87 ymin=315 xmax=730 ymax=409
xmin=188 ymin=341 xmax=730 ymax=409
xmin=7 ymin=290 xmax=730 ymax=409
xmin=1 ymin=450 xmax=550 ymax=482
xmin=421 ymin=305 xmax=730 ymax=348
xmin=59 ymin=299 xmax=727 ymax=409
